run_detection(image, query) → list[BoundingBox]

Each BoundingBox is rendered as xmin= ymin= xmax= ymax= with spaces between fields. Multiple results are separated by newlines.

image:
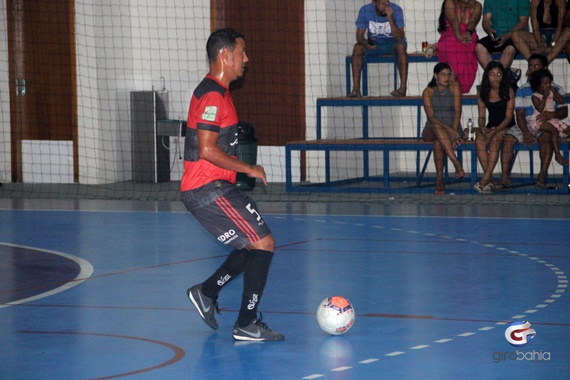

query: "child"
xmin=529 ymin=69 xmax=569 ymax=166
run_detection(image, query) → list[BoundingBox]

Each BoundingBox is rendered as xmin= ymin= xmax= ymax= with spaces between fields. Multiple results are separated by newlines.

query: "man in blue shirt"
xmin=349 ymin=0 xmax=408 ymax=97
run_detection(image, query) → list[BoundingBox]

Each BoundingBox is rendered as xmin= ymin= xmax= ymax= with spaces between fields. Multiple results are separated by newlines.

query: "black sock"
xmin=201 ymin=248 xmax=248 ymax=298
xmin=237 ymin=249 xmax=274 ymax=327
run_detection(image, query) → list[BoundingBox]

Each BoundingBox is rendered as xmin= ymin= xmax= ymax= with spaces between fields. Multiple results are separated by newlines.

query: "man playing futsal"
xmin=182 ymin=28 xmax=283 ymax=341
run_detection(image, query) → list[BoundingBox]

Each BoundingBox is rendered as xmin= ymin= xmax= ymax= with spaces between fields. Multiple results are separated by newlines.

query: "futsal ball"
xmin=316 ymin=296 xmax=355 ymax=335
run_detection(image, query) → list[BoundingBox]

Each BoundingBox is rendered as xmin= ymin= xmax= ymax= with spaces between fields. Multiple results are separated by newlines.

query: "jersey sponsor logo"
xmin=202 ymin=106 xmax=218 ymax=121
xmin=217 ymin=229 xmax=238 ymax=244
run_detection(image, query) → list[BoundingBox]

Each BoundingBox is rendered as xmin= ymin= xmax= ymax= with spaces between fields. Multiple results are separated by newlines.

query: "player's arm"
xmin=198 ymin=129 xmax=267 ymax=185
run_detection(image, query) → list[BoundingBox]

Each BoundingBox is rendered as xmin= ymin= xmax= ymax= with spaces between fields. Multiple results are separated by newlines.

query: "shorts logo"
xmin=217 ymin=229 xmax=237 ymax=244
xmin=202 ymin=106 xmax=218 ymax=121
xmin=505 ymin=321 xmax=536 ymax=346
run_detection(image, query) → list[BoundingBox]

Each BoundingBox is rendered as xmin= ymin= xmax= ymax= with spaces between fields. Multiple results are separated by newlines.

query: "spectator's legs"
xmin=478 ymin=133 xmax=504 ymax=186
xmin=537 ymin=131 xmax=553 ymax=183
xmin=480 ymin=135 xmax=503 ymax=186
xmin=476 ymin=42 xmax=493 ymax=69
xmin=350 ymin=43 xmax=365 ymax=96
xmin=433 ymin=140 xmax=445 ymax=193
xmin=511 ymin=31 xmax=542 ymax=61
xmin=500 ymin=134 xmax=517 ymax=185
xmin=539 ymin=122 xmax=568 ymax=165
xmin=548 ymin=28 xmax=570 ymax=63
xmin=475 ymin=133 xmax=489 ymax=183
xmin=430 ymin=127 xmax=463 ymax=174
xmin=394 ymin=43 xmax=408 ymax=96
xmin=499 ymin=45 xmax=517 ymax=69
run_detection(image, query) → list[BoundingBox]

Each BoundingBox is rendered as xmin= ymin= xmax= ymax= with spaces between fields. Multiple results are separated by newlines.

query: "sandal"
xmin=455 ymin=169 xmax=465 ymax=179
xmin=390 ymin=89 xmax=406 ymax=97
xmin=473 ymin=182 xmax=484 ymax=193
xmin=348 ymin=90 xmax=361 ymax=98
xmin=474 ymin=182 xmax=494 ymax=194
xmin=494 ymin=181 xmax=512 ymax=191
xmin=483 ymin=183 xmax=495 ymax=193
xmin=535 ymin=180 xmax=558 ymax=190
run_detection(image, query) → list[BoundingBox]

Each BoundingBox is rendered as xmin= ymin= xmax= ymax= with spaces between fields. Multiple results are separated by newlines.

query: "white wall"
xmin=74 ymin=0 xmax=209 ymax=184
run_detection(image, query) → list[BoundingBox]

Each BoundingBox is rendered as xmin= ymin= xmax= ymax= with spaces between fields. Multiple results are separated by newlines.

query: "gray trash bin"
xmin=236 ymin=122 xmax=258 ymax=191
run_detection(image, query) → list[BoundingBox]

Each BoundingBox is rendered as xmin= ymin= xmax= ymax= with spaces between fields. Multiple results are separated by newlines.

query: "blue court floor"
xmin=0 ymin=200 xmax=568 ymax=379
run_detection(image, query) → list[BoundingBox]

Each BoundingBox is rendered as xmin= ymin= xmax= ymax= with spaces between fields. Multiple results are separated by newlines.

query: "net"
xmin=1 ymin=0 xmax=569 ymax=205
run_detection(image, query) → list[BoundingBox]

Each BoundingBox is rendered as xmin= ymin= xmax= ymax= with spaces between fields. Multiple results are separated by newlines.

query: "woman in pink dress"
xmin=431 ymin=0 xmax=482 ymax=94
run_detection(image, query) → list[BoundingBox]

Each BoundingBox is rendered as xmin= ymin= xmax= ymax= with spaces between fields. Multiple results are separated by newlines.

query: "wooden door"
xmin=7 ymin=0 xmax=78 ymax=182
xmin=211 ymin=0 xmax=305 ymax=146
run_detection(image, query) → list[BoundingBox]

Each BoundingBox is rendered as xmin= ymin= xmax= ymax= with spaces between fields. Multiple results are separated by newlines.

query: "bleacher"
xmin=285 ymin=53 xmax=570 ymax=194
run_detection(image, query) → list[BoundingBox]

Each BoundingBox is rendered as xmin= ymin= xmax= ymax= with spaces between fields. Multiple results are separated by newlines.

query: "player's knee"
xmin=249 ymin=234 xmax=275 ymax=252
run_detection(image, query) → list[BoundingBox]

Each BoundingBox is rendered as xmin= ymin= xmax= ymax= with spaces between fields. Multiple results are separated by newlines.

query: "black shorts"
xmin=477 ymin=36 xmax=517 ymax=55
xmin=181 ymin=180 xmax=271 ymax=250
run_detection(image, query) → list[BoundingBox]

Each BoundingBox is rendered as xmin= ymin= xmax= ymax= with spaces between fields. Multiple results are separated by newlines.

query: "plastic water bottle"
xmin=467 ymin=118 xmax=474 ymax=141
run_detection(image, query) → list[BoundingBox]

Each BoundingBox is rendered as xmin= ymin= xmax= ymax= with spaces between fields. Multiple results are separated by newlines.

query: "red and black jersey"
xmin=181 ymin=75 xmax=239 ymax=191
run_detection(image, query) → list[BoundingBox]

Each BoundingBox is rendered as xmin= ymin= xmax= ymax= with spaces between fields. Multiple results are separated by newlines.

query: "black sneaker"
xmin=232 ymin=314 xmax=284 ymax=341
xmin=187 ymin=284 xmax=219 ymax=330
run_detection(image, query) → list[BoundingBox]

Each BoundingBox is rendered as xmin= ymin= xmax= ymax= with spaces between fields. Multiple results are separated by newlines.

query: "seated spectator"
xmin=474 ymin=61 xmax=516 ymax=193
xmin=421 ymin=63 xmax=465 ymax=195
xmin=476 ymin=0 xmax=530 ymax=85
xmin=499 ymin=54 xmax=566 ymax=189
xmin=528 ymin=68 xmax=569 ymax=165
xmin=511 ymin=0 xmax=566 ymax=61
xmin=349 ymin=0 xmax=408 ymax=97
xmin=549 ymin=0 xmax=570 ymax=63
xmin=431 ymin=0 xmax=482 ymax=94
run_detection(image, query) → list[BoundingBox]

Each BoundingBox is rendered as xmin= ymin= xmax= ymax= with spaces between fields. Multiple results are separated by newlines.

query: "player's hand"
xmin=247 ymin=164 xmax=267 ymax=186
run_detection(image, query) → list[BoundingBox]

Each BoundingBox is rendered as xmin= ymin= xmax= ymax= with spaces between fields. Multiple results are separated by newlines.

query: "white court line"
xmin=0 ymin=242 xmax=94 ymax=309
xmin=385 ymin=351 xmax=405 ymax=357
xmin=331 ymin=366 xmax=352 ymax=372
